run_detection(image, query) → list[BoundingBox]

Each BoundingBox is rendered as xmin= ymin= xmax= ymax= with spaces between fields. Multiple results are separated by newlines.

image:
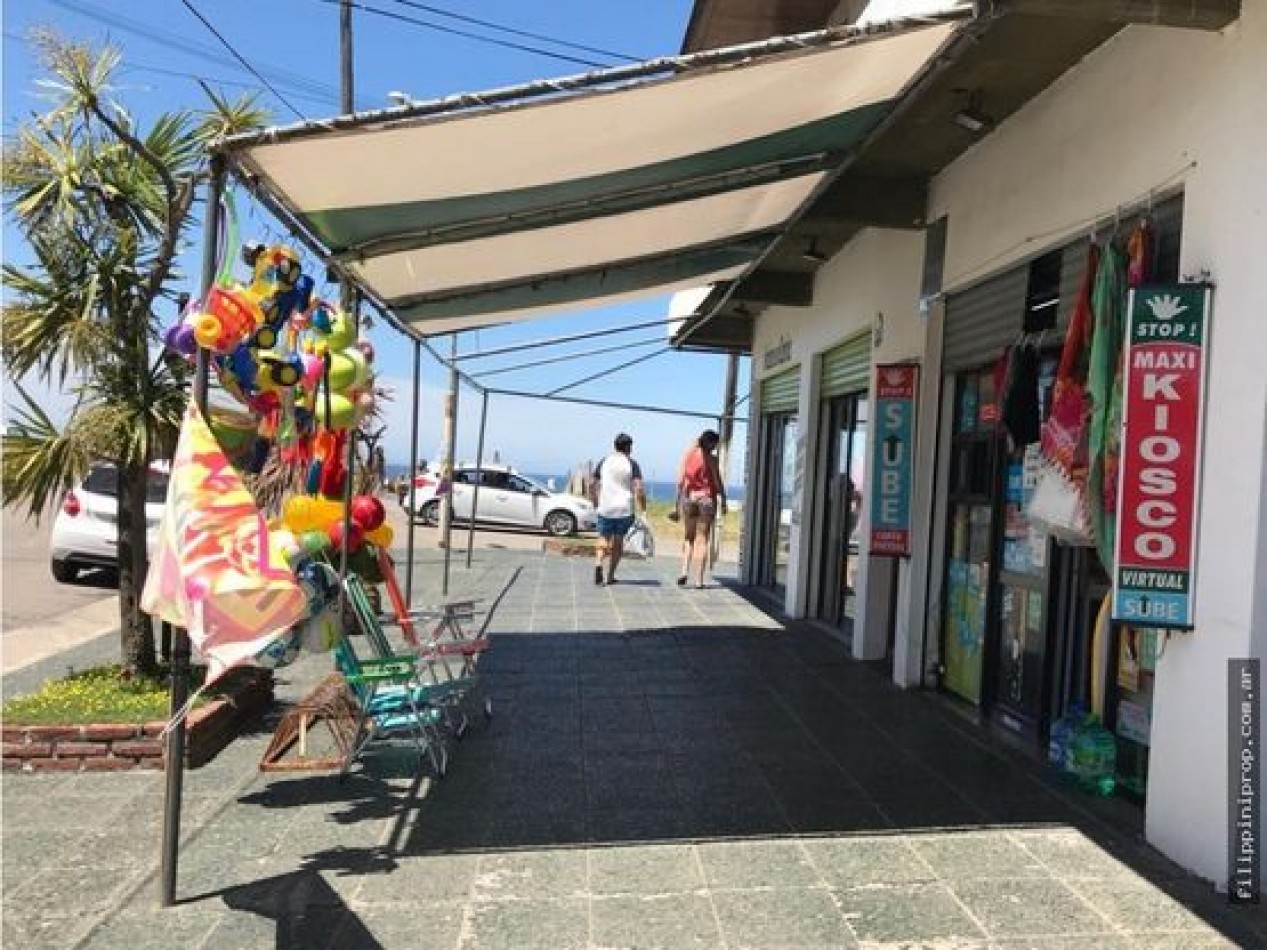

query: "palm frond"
xmin=1 ymin=382 xmax=94 ymax=521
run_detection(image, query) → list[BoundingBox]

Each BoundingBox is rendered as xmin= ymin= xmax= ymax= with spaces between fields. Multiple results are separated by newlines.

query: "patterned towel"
xmin=142 ymin=402 xmax=306 ymax=682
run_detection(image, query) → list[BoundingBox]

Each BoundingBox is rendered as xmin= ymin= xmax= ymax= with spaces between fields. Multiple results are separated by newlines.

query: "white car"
xmin=49 ymin=463 xmax=169 ymax=583
xmin=409 ymin=464 xmax=595 ymax=537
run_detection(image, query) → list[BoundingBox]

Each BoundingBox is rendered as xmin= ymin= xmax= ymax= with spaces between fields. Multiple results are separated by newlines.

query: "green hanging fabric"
xmin=1087 ymin=239 xmax=1126 ymax=572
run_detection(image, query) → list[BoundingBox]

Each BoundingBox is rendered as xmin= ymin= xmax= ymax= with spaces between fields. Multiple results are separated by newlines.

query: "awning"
xmin=223 ymin=17 xmax=962 ymax=336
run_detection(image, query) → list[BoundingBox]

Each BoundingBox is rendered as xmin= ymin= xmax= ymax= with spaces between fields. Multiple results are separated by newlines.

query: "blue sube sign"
xmin=869 ymin=364 xmax=918 ymax=557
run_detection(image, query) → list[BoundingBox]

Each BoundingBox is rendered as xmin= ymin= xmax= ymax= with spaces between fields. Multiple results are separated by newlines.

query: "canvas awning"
xmin=221 ymin=16 xmax=963 ymax=336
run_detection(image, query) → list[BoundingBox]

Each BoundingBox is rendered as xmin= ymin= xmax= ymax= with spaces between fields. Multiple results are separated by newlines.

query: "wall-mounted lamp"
xmin=802 ymin=237 xmax=829 ymax=265
xmin=953 ymin=89 xmax=993 ymax=134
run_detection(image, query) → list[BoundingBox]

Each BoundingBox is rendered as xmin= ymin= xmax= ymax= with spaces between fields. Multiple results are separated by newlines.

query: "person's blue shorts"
xmin=596 ymin=514 xmax=634 ymax=538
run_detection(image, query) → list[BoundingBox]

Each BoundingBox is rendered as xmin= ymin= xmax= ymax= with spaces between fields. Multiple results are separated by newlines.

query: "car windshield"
xmin=83 ymin=466 xmax=170 ymax=503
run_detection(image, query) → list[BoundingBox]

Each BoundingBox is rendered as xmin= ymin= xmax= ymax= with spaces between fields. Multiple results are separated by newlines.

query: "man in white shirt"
xmin=590 ymin=432 xmax=646 ymax=586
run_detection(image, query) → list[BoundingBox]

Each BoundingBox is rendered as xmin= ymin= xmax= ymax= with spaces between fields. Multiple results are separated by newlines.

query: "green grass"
xmin=2 ymin=664 xmax=208 ymax=725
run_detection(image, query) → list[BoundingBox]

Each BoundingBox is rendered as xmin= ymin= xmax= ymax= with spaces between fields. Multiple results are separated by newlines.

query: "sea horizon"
xmin=383 ymin=464 xmax=745 ymax=502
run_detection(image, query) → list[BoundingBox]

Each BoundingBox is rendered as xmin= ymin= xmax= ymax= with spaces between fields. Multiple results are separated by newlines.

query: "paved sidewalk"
xmin=3 ymin=547 xmax=1262 ymax=949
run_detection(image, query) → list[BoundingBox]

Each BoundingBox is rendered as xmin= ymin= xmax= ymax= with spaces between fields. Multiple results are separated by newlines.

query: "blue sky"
xmin=2 ymin=0 xmax=751 ymax=486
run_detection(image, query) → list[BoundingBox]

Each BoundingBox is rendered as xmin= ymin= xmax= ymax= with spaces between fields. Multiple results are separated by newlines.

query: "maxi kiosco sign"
xmin=1112 ymin=284 xmax=1212 ymax=629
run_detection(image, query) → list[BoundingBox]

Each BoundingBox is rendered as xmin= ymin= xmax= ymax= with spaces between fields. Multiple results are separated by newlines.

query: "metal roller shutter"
xmin=761 ymin=367 xmax=800 ymax=413
xmin=943 ymin=267 xmax=1027 ymax=372
xmin=947 ymin=194 xmax=1183 ymax=372
xmin=820 ymin=332 xmax=870 ymax=398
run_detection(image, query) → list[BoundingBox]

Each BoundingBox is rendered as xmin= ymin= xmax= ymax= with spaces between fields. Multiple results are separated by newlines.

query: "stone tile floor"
xmin=3 ymin=548 xmax=1263 ymax=948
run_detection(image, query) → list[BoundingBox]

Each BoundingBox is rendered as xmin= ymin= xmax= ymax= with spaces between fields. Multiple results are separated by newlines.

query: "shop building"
xmin=676 ymin=0 xmax=1263 ymax=892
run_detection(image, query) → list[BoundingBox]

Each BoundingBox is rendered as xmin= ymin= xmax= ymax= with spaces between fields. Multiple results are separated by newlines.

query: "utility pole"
xmin=439 ymin=333 xmax=460 ymax=593
xmin=717 ymin=350 xmax=740 ymax=487
xmin=714 ymin=350 xmax=741 ymax=567
xmin=339 ymin=0 xmax=356 ymax=315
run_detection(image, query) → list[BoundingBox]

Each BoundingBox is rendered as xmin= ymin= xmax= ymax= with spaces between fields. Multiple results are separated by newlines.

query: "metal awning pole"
xmin=161 ymin=154 xmax=225 ymax=908
xmin=466 ymin=390 xmax=489 ymax=568
xmin=404 ymin=338 xmax=421 ymax=606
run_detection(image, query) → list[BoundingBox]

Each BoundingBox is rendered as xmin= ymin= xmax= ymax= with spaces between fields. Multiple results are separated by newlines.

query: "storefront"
xmin=752 ymin=365 xmax=800 ymax=594
xmin=934 ymin=199 xmax=1184 ymax=773
xmin=809 ymin=334 xmax=870 ymax=640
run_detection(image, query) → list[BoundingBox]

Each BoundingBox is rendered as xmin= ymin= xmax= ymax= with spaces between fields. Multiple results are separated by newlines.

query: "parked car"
xmin=409 ymin=464 xmax=595 ymax=536
xmin=49 ymin=462 xmax=169 ymax=583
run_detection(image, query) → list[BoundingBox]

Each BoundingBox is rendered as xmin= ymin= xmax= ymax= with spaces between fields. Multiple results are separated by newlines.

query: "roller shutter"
xmin=943 ymin=267 xmax=1027 ymax=372
xmin=760 ymin=367 xmax=800 ymax=413
xmin=820 ymin=332 xmax=870 ymax=398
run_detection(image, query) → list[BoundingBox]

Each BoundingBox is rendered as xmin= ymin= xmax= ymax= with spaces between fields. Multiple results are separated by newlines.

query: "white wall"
xmin=752 ymin=227 xmax=926 ymax=635
xmin=928 ymin=11 xmax=1267 ymax=889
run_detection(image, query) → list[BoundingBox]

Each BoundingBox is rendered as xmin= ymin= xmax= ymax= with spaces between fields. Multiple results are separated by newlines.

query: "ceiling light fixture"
xmin=803 ymin=237 xmax=829 ymax=265
xmin=953 ymin=89 xmax=993 ymax=134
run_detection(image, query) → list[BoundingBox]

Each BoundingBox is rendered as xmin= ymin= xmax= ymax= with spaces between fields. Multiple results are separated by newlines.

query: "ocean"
xmin=383 ymin=465 xmax=744 ymax=502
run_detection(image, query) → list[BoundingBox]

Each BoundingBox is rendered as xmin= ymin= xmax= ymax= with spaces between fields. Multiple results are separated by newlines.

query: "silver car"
xmin=409 ymin=464 xmax=595 ymax=537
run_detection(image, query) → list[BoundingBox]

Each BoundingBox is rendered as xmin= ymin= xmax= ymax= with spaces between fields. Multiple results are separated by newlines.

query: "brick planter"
xmin=2 ymin=669 xmax=273 ymax=773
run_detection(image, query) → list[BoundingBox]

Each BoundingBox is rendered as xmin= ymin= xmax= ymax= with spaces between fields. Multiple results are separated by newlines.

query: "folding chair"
xmin=343 ymin=572 xmax=486 ymax=737
xmin=332 ymin=634 xmax=448 ymax=778
xmin=376 ymin=549 xmax=493 ymax=715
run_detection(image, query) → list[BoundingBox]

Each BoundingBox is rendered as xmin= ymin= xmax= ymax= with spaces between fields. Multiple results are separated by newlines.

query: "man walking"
xmin=590 ymin=433 xmax=646 ymax=586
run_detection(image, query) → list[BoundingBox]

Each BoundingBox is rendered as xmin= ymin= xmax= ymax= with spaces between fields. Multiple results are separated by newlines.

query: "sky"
xmin=1 ymin=0 xmax=751 ymax=487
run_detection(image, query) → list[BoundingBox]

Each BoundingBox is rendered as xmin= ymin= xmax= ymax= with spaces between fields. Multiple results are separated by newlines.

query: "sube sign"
xmin=1112 ymin=284 xmax=1211 ymax=629
xmin=870 ymin=364 xmax=918 ymax=557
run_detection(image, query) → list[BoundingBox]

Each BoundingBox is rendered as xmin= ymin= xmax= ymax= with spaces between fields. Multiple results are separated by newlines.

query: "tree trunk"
xmin=117 ymin=458 xmax=157 ymax=675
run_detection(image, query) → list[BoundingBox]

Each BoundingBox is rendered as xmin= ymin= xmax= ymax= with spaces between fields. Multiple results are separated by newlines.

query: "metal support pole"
xmin=466 ymin=390 xmax=489 ymax=568
xmin=440 ymin=333 xmax=459 ymax=595
xmin=161 ymin=154 xmax=225 ymax=908
xmin=404 ymin=338 xmax=421 ymax=606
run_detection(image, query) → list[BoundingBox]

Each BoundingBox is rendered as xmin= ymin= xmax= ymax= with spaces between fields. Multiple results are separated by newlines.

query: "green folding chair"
xmin=332 ymin=634 xmax=448 ymax=778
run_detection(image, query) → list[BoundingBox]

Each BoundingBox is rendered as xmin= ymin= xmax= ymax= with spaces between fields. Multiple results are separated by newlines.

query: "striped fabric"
xmin=232 ymin=22 xmax=957 ymax=333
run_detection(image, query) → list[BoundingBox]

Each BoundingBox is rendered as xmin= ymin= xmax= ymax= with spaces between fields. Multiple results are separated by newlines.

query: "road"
xmin=2 ymin=506 xmax=117 ymax=631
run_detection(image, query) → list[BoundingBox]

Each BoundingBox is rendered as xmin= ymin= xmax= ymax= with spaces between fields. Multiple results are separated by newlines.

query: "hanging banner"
xmin=869 ymin=363 xmax=919 ymax=556
xmin=1112 ymin=283 xmax=1212 ymax=628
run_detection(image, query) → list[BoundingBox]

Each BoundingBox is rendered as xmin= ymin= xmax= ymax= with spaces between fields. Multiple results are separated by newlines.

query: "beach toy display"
xmin=149 ymin=230 xmax=388 ymax=671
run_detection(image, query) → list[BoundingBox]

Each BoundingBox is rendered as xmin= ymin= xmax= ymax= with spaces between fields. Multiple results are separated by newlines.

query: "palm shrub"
xmin=2 ymin=32 xmax=265 ymax=674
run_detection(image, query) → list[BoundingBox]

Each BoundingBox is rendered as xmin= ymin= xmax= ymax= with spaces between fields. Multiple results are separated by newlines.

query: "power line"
xmin=48 ymin=0 xmax=341 ymax=104
xmin=386 ymin=0 xmax=643 ymax=63
xmin=315 ymin=0 xmax=611 ymax=69
xmin=178 ymin=0 xmax=306 ymax=122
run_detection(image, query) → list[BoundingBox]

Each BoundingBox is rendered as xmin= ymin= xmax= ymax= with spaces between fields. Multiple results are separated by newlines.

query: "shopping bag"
xmin=1026 ymin=460 xmax=1093 ymax=546
xmin=624 ymin=517 xmax=655 ymax=559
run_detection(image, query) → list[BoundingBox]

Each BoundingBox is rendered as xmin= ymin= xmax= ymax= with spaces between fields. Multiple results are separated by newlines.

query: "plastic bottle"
xmin=1048 ymin=701 xmax=1085 ymax=773
xmin=1069 ymin=715 xmax=1116 ymax=796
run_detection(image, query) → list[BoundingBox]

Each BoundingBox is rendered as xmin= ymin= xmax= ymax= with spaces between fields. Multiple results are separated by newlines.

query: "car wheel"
xmin=420 ymin=500 xmax=441 ymax=526
xmin=543 ymin=510 xmax=577 ymax=537
xmin=51 ymin=559 xmax=78 ymax=583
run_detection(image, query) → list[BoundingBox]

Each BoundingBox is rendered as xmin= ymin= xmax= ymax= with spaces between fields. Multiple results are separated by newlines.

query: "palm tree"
xmin=2 ymin=32 xmax=266 ymax=674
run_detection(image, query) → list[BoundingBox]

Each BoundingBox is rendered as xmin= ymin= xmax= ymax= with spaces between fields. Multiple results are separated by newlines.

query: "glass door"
xmin=816 ymin=395 xmax=868 ymax=633
xmin=940 ymin=368 xmax=1002 ymax=706
xmin=756 ymin=412 xmax=798 ymax=592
